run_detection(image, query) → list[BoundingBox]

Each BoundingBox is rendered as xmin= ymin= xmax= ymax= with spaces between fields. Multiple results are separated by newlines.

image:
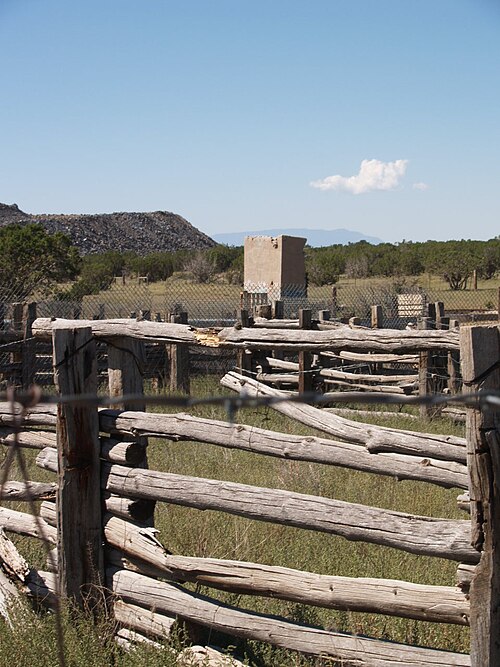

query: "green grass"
xmin=1 ymin=375 xmax=471 ymax=665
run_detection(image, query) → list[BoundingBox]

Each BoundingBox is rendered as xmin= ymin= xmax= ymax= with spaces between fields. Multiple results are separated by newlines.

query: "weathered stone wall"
xmin=243 ymin=235 xmax=306 ymax=297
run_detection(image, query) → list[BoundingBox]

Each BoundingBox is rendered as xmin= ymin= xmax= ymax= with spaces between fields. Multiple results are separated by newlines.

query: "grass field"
xmin=1 ymin=375 xmax=471 ymax=666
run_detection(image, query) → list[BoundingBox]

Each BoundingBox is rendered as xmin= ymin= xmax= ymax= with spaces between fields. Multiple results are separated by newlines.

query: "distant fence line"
xmin=2 ymin=280 xmax=500 ymax=330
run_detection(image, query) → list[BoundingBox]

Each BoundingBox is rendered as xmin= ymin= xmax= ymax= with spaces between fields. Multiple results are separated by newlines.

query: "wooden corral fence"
xmin=1 ymin=319 xmax=500 ymax=665
xmin=0 ymin=301 xmax=466 ymax=419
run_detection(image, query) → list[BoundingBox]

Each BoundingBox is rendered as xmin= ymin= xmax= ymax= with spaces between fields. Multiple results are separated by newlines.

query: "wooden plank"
xmin=102 ymin=463 xmax=476 ymax=562
xmin=298 ymin=309 xmax=312 ymax=394
xmin=103 ymin=516 xmax=469 ymax=625
xmin=53 ymin=326 xmax=103 ymax=606
xmin=460 ymin=324 xmax=500 ymax=667
xmin=108 ymin=568 xmax=471 ymax=666
xmin=97 ymin=411 xmax=468 ymax=489
xmin=221 ymin=372 xmax=467 ymax=462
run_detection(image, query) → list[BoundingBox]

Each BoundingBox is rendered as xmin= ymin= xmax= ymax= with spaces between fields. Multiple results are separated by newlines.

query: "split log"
xmin=319 ymin=368 xmax=419 ymax=384
xmin=321 ymin=351 xmax=420 ymax=364
xmin=25 ymin=569 xmax=57 ymax=607
xmin=0 ymin=480 xmax=56 ymax=501
xmin=0 ymin=403 xmax=57 ymax=426
xmin=41 ymin=494 xmax=155 ymax=526
xmin=221 ymin=372 xmax=467 ymax=463
xmin=217 ymin=325 xmax=460 ymax=352
xmin=0 ymin=568 xmax=19 ymax=623
xmin=0 ymin=506 xmax=56 ymax=543
xmin=103 ymin=517 xmax=469 ymax=625
xmin=0 ymin=527 xmax=30 ymax=582
xmin=98 ymin=410 xmax=468 ymax=489
xmin=0 ymin=428 xmax=56 ymax=449
xmin=103 ymin=464 xmax=477 ymax=562
xmin=32 ymin=317 xmax=197 ymax=345
xmin=101 ymin=437 xmax=147 ymax=466
xmin=113 ymin=599 xmax=176 ymax=638
xmin=109 ymin=568 xmax=470 ymax=666
xmin=104 ymin=494 xmax=156 ymax=524
xmin=321 ymin=379 xmax=418 ymax=394
xmin=457 ymin=564 xmax=476 ymax=592
xmin=256 ymin=372 xmax=299 ymax=385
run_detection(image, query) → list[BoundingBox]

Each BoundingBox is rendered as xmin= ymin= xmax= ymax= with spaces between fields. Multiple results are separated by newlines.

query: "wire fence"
xmin=2 ymin=279 xmax=497 ymax=329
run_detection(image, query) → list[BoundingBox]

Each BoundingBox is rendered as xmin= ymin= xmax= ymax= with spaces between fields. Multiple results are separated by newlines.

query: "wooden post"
xmin=298 ymin=309 xmax=312 ymax=394
xmin=472 ymin=269 xmax=478 ymax=290
xmin=254 ymin=304 xmax=272 ymax=320
xmin=107 ymin=337 xmax=146 ymax=412
xmin=10 ymin=303 xmax=24 ymax=385
xmin=331 ymin=286 xmax=338 ymax=318
xmin=21 ymin=302 xmax=37 ymax=389
xmin=272 ymin=300 xmax=284 ymax=320
xmin=169 ymin=313 xmax=190 ymax=394
xmin=238 ymin=309 xmax=250 ymax=327
xmin=418 ymin=316 xmax=433 ymax=418
xmin=53 ymin=326 xmax=103 ymax=607
xmin=138 ymin=310 xmax=151 ymax=321
xmin=460 ymin=325 xmax=500 ymax=666
xmin=318 ymin=310 xmax=330 ymax=322
xmin=434 ymin=302 xmax=445 ymax=330
xmin=371 ymin=305 xmax=383 ymax=329
xmin=497 ymin=287 xmax=500 ymax=322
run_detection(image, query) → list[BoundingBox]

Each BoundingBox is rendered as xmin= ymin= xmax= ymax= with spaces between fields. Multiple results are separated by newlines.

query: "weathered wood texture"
xmin=103 ymin=515 xmax=469 ymax=625
xmin=98 ymin=410 xmax=468 ymax=489
xmin=0 ymin=480 xmax=56 ymax=501
xmin=107 ymin=337 xmax=146 ymax=411
xmin=0 ymin=428 xmax=56 ymax=449
xmin=0 ymin=403 xmax=57 ymax=426
xmin=102 ymin=463 xmax=476 ymax=562
xmin=460 ymin=325 xmax=500 ymax=666
xmin=221 ymin=372 xmax=467 ymax=462
xmin=0 ymin=506 xmax=56 ymax=543
xmin=33 ymin=317 xmax=197 ymax=344
xmin=53 ymin=326 xmax=103 ymax=605
xmin=108 ymin=568 xmax=470 ymax=666
xmin=218 ymin=325 xmax=460 ymax=352
xmin=113 ymin=599 xmax=176 ymax=638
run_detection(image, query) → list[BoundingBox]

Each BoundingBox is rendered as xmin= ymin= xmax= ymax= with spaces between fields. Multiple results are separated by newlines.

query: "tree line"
xmin=1 ymin=223 xmax=499 ymax=300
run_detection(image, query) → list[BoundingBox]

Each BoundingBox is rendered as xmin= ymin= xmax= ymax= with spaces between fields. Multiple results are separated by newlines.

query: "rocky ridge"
xmin=0 ymin=203 xmax=216 ymax=255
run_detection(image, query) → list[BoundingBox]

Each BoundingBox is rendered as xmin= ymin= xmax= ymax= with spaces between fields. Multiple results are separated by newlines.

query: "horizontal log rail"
xmin=99 ymin=461 xmax=477 ymax=562
xmin=97 ymin=410 xmax=468 ymax=489
xmin=35 ymin=447 xmax=474 ymax=560
xmin=32 ymin=317 xmax=197 ymax=345
xmin=0 ymin=481 xmax=56 ymax=501
xmin=102 ymin=515 xmax=469 ymax=625
xmin=0 ymin=428 xmax=56 ymax=449
xmin=0 ymin=506 xmax=57 ymax=544
xmin=108 ymin=568 xmax=470 ymax=666
xmin=218 ymin=325 xmax=460 ymax=352
xmin=221 ymin=372 xmax=467 ymax=463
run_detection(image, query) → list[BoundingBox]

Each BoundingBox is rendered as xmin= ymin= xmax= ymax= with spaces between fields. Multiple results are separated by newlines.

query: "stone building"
xmin=243 ymin=235 xmax=307 ymax=299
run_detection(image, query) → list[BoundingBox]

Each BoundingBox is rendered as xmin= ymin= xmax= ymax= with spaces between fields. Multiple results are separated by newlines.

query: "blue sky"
xmin=1 ymin=0 xmax=499 ymax=242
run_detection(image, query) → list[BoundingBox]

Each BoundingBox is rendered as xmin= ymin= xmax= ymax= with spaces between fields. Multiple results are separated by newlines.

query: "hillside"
xmin=0 ymin=203 xmax=215 ymax=255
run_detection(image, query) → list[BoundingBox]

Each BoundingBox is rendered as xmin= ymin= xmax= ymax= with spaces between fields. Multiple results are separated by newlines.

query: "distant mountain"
xmin=213 ymin=227 xmax=383 ymax=247
xmin=0 ymin=202 xmax=215 ymax=255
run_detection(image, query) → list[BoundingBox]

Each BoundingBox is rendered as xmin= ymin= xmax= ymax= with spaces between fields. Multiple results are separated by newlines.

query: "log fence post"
xmin=21 ymin=302 xmax=37 ymax=389
xmin=53 ymin=326 xmax=103 ymax=607
xmin=417 ymin=316 xmax=433 ymax=418
xmin=460 ymin=324 xmax=500 ymax=666
xmin=371 ymin=305 xmax=383 ymax=329
xmin=169 ymin=312 xmax=190 ymax=394
xmin=298 ymin=309 xmax=312 ymax=394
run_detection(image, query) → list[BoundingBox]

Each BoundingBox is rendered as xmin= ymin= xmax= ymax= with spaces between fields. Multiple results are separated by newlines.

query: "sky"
xmin=1 ymin=0 xmax=499 ymax=243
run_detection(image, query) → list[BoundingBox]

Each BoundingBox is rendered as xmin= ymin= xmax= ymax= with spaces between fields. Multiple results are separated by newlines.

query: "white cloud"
xmin=310 ymin=159 xmax=408 ymax=194
xmin=412 ymin=182 xmax=429 ymax=191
